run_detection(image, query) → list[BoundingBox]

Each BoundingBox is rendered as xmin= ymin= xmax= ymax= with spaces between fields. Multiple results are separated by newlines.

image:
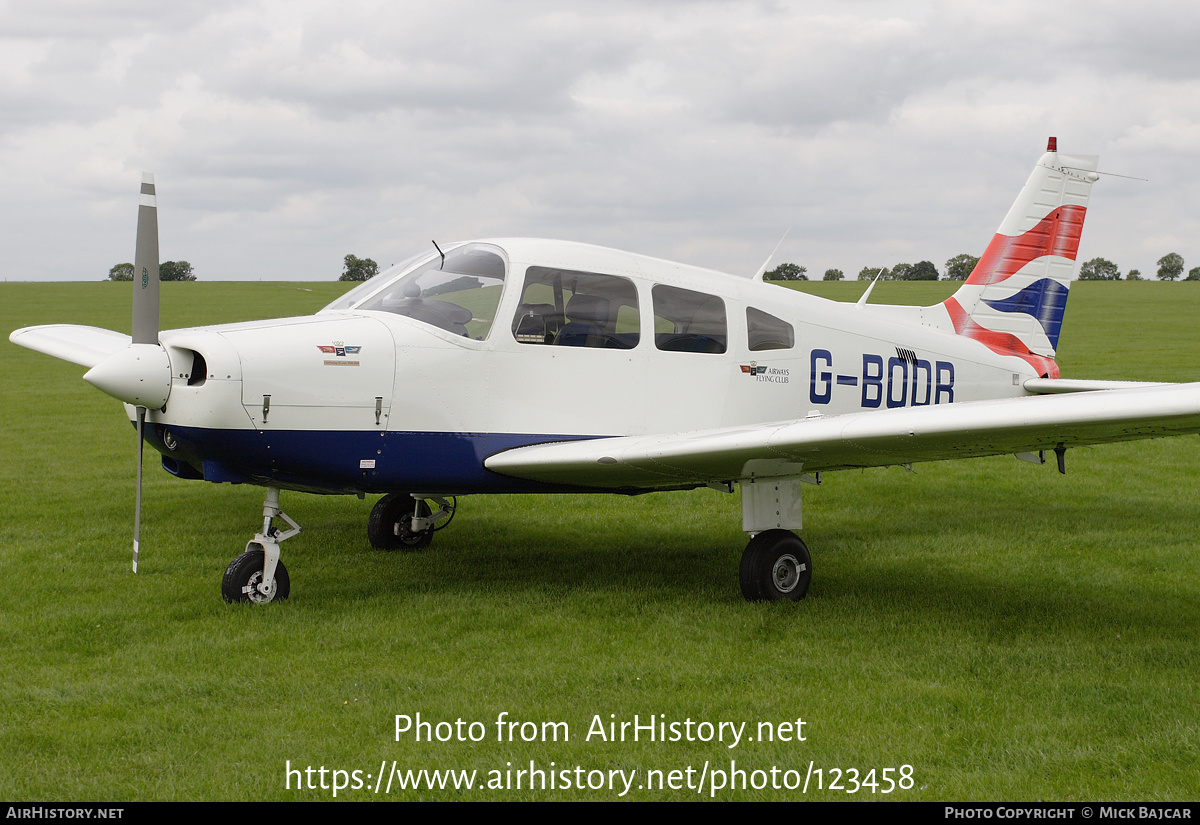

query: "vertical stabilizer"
xmin=942 ymin=139 xmax=1098 ymax=377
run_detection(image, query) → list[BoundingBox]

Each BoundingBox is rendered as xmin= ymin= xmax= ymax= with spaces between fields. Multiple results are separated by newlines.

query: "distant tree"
xmin=1126 ymin=269 xmax=1143 ymax=281
xmin=944 ymin=253 xmax=980 ymax=281
xmin=857 ymin=266 xmax=888 ymax=281
xmin=109 ymin=261 xmax=195 ymax=281
xmin=823 ymin=268 xmax=844 ymax=281
xmin=765 ymin=262 xmax=808 ymax=281
xmin=108 ymin=262 xmax=134 ymax=281
xmin=1157 ymin=252 xmax=1184 ymax=281
xmin=159 ymin=260 xmax=196 ymax=281
xmin=341 ymin=254 xmax=380 ymax=282
xmin=908 ymin=260 xmax=939 ymax=280
xmin=888 ymin=261 xmax=939 ymax=280
xmin=1187 ymin=267 xmax=1200 ymax=281
xmin=1078 ymin=257 xmax=1120 ymax=280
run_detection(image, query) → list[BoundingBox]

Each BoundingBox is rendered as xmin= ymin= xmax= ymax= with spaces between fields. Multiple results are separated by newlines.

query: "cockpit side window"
xmin=652 ymin=285 xmax=727 ymax=353
xmin=356 ymin=245 xmax=506 ymax=339
xmin=512 ymin=266 xmax=640 ymax=349
xmin=746 ymin=307 xmax=794 ymax=351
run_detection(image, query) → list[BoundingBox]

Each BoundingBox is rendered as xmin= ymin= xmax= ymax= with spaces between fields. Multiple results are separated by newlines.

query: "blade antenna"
xmin=432 ymin=240 xmax=445 ymax=270
xmin=753 ymin=228 xmax=791 ymax=281
xmin=856 ymin=269 xmax=883 ymax=306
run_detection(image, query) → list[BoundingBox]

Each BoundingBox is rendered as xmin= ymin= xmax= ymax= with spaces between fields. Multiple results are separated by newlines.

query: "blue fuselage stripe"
xmin=148 ymin=425 xmax=601 ymax=495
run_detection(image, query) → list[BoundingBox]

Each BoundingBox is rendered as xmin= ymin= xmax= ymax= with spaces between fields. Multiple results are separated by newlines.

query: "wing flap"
xmin=9 ymin=325 xmax=132 ymax=369
xmin=485 ymin=384 xmax=1200 ymax=489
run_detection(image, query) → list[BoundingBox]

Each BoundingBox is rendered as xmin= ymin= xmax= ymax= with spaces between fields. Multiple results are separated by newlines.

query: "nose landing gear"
xmin=222 ymin=486 xmax=300 ymax=604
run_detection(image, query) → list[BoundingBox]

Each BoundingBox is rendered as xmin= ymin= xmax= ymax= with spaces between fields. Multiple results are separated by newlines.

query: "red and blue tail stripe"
xmin=940 ymin=141 xmax=1098 ymax=377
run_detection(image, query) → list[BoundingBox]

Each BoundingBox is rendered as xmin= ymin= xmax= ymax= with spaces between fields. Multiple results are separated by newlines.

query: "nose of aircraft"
xmin=83 ymin=342 xmax=173 ymax=409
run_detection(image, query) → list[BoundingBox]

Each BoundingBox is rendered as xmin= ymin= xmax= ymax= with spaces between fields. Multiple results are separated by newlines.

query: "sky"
xmin=4 ymin=0 xmax=1200 ymax=282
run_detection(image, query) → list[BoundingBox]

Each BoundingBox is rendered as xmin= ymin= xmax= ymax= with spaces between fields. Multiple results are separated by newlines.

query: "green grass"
xmin=2 ymin=280 xmax=1199 ymax=800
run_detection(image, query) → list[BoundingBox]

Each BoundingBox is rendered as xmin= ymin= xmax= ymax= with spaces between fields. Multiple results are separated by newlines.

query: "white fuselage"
xmin=144 ymin=239 xmax=1034 ymax=494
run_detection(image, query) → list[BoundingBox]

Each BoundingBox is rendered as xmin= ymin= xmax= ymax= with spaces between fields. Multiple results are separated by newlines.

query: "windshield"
xmin=327 ymin=244 xmax=507 ymax=340
xmin=321 ymin=249 xmax=444 ymax=312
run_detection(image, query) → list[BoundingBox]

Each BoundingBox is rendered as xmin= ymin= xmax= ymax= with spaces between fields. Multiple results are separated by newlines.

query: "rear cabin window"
xmin=357 ymin=245 xmax=506 ymax=339
xmin=652 ymin=285 xmax=727 ymax=353
xmin=512 ymin=267 xmax=640 ymax=349
xmin=746 ymin=307 xmax=794 ymax=351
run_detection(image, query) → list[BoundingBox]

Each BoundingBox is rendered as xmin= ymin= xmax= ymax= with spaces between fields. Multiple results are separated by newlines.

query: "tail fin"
xmin=942 ymin=138 xmax=1098 ymax=378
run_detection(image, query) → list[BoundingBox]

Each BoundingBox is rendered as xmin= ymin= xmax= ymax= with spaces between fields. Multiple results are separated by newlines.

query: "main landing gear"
xmin=739 ymin=530 xmax=812 ymax=602
xmin=738 ymin=477 xmax=813 ymax=602
xmin=222 ymin=486 xmax=299 ymax=604
xmin=367 ymin=493 xmax=455 ymax=551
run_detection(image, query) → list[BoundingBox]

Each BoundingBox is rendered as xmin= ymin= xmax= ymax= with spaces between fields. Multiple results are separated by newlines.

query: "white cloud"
xmin=3 ymin=0 xmax=1200 ymax=283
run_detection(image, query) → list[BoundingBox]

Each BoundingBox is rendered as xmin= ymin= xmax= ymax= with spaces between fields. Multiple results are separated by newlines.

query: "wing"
xmin=485 ymin=384 xmax=1200 ymax=490
xmin=10 ymin=324 xmax=132 ymax=369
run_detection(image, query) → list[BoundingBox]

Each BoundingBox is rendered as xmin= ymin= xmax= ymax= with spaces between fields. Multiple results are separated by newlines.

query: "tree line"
xmin=766 ymin=252 xmax=1200 ymax=282
xmin=107 ymin=261 xmax=195 ymax=281
xmin=101 ymin=250 xmax=1200 ymax=283
xmin=102 ymin=253 xmax=380 ymax=282
xmin=766 ymin=255 xmax=974 ymax=282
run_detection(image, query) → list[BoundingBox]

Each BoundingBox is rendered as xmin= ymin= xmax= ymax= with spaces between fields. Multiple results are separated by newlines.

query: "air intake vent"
xmin=187 ymin=351 xmax=208 ymax=386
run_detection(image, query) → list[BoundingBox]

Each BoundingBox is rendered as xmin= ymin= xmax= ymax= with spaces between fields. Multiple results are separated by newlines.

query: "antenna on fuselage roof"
xmin=753 ymin=228 xmax=791 ymax=281
xmin=856 ymin=270 xmax=883 ymax=307
xmin=432 ymin=240 xmax=445 ymax=270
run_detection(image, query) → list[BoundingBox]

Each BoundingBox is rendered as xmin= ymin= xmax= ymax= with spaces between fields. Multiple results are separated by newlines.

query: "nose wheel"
xmin=222 ymin=548 xmax=290 ymax=604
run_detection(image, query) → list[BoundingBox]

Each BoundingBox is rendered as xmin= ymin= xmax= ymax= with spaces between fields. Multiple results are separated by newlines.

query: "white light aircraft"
xmin=13 ymin=138 xmax=1200 ymax=604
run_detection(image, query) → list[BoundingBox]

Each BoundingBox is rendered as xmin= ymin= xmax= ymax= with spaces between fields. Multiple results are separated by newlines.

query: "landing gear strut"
xmin=367 ymin=493 xmax=455 ymax=551
xmin=222 ymin=486 xmax=300 ymax=604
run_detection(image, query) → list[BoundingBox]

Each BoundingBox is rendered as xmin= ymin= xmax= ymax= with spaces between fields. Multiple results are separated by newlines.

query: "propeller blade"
xmin=132 ymin=172 xmax=160 ymax=346
xmin=130 ymin=173 xmax=160 ymax=573
xmin=133 ymin=406 xmax=145 ymax=573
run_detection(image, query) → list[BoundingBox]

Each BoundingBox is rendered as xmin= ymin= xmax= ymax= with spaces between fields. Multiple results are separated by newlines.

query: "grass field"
xmin=2 ymin=280 xmax=1199 ymax=801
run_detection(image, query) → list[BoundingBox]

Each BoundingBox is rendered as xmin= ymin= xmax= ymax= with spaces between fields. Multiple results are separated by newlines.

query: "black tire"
xmin=739 ymin=530 xmax=811 ymax=602
xmin=222 ymin=549 xmax=290 ymax=604
xmin=368 ymin=494 xmax=434 ymax=551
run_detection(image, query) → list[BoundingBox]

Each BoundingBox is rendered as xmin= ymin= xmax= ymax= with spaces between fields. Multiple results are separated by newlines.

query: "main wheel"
xmin=739 ymin=530 xmax=812 ymax=602
xmin=368 ymin=493 xmax=434 ymax=550
xmin=222 ymin=549 xmax=290 ymax=604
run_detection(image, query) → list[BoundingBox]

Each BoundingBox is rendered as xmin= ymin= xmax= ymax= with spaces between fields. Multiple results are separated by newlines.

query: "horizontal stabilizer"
xmin=486 ymin=383 xmax=1200 ymax=489
xmin=9 ymin=324 xmax=132 ymax=368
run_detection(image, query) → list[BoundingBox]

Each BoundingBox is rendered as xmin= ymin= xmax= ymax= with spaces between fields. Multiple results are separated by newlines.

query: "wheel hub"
xmin=772 ymin=553 xmax=805 ymax=594
xmin=241 ymin=570 xmax=274 ymax=604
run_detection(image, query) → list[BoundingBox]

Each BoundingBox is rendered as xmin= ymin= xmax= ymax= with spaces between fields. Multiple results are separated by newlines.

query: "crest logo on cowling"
xmin=317 ymin=341 xmax=362 ymax=365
